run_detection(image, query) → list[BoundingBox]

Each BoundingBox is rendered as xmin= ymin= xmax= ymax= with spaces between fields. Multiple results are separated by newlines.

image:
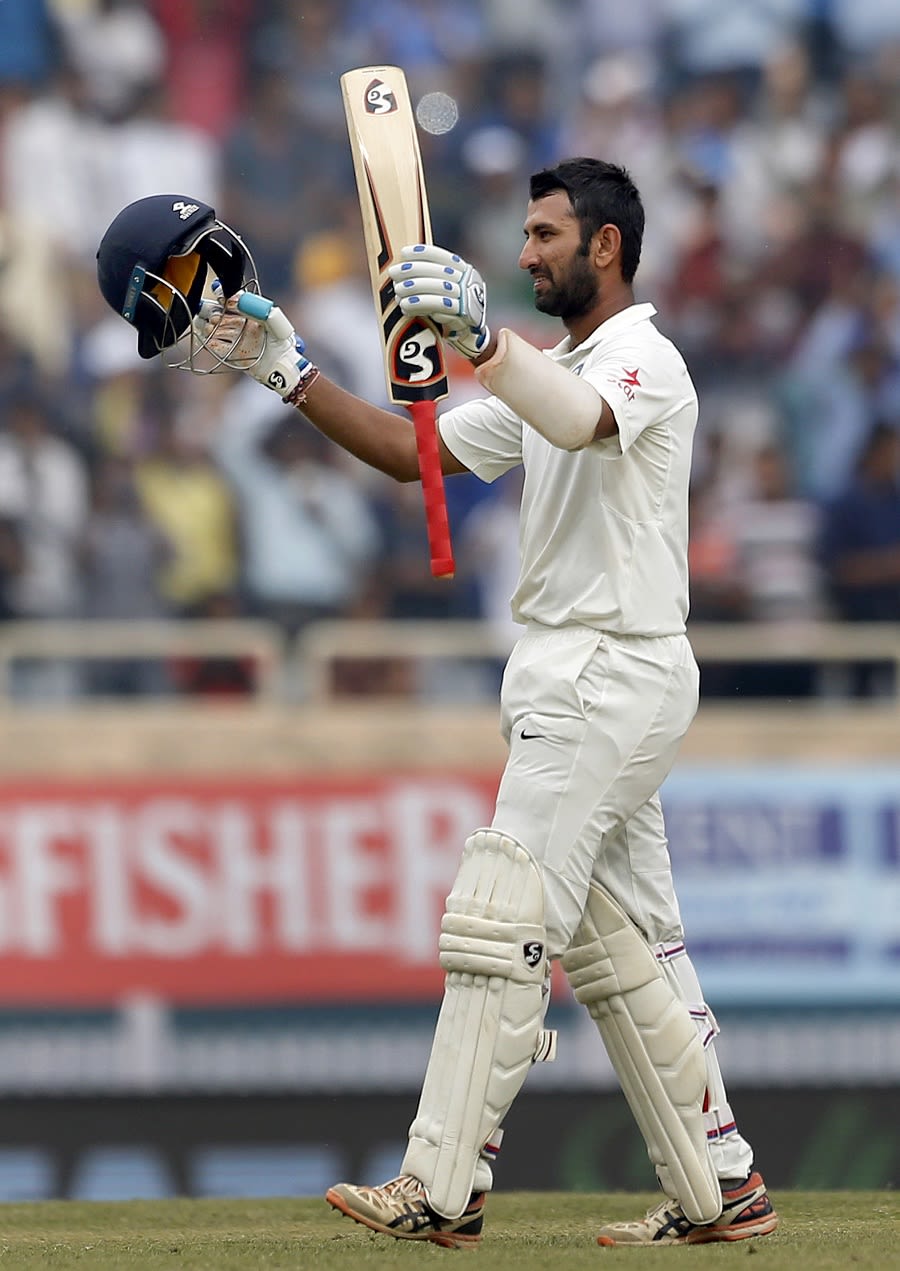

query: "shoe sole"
xmin=325 ymin=1187 xmax=482 ymax=1249
xmin=684 ymin=1212 xmax=780 ymax=1244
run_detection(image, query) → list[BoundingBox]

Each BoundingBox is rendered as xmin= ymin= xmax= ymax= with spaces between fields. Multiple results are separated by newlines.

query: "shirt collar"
xmin=551 ymin=302 xmax=657 ymax=356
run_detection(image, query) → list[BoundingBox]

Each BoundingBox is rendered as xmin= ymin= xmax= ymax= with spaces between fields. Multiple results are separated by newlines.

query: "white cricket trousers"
xmin=490 ymin=622 xmax=753 ymax=1182
xmin=492 ymin=623 xmax=696 ymax=953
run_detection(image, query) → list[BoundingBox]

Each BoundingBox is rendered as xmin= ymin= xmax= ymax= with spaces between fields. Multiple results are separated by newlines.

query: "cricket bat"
xmin=340 ymin=65 xmax=455 ymax=579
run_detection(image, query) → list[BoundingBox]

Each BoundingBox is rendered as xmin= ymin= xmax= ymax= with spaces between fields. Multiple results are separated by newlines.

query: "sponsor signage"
xmin=0 ymin=767 xmax=897 ymax=1008
xmin=0 ymin=777 xmax=495 ymax=1006
xmin=664 ymin=766 xmax=900 ymax=1007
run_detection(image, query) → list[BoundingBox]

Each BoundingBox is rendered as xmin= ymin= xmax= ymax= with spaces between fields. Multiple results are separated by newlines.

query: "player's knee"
xmin=439 ymin=828 xmax=547 ymax=983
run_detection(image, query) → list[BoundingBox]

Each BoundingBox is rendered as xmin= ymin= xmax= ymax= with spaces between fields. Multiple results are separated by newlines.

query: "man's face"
xmin=518 ymin=190 xmax=599 ymax=321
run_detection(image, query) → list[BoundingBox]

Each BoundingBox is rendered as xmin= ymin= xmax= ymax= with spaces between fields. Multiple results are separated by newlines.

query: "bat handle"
xmin=408 ymin=399 xmax=455 ymax=579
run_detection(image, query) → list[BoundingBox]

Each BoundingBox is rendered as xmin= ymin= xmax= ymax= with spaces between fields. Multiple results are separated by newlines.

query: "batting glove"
xmin=388 ymin=244 xmax=491 ymax=360
xmin=194 ymin=289 xmax=319 ymax=402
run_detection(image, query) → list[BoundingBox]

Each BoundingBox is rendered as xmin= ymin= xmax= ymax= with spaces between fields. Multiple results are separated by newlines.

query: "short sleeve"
xmin=438 ymin=395 xmax=524 ymax=483
xmin=582 ymin=345 xmax=695 ymax=455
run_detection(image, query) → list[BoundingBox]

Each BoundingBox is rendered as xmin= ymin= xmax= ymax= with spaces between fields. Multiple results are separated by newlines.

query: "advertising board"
xmin=0 ymin=767 xmax=896 ymax=1008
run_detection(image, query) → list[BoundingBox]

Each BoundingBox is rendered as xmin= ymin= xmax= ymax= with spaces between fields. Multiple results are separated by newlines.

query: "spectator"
xmin=213 ymin=378 xmax=381 ymax=640
xmin=371 ymin=480 xmax=474 ymax=624
xmin=52 ymin=0 xmax=166 ymax=123
xmin=457 ymin=468 xmax=523 ymax=652
xmin=82 ymin=453 xmax=170 ymax=619
xmin=664 ymin=179 xmax=728 ymax=352
xmin=0 ymin=392 xmax=89 ymax=619
xmin=757 ymin=177 xmax=869 ymax=324
xmin=661 ymin=0 xmax=809 ymax=89
xmin=0 ymin=513 xmax=23 ymax=623
xmin=149 ymin=0 xmax=252 ymax=140
xmin=457 ymin=126 xmax=531 ymax=307
xmin=291 ymin=228 xmax=393 ymax=408
xmin=733 ymin=442 xmax=825 ymax=624
xmin=0 ymin=391 xmax=90 ymax=698
xmin=346 ymin=0 xmax=487 ymax=84
xmin=561 ymin=52 xmax=683 ymax=293
xmin=686 ymin=429 xmax=752 ymax=697
xmin=819 ymin=421 xmax=900 ymax=694
xmin=1 ymin=58 xmax=109 ymax=265
xmin=219 ymin=68 xmax=344 ymax=301
xmin=830 ymin=67 xmax=898 ymax=235
xmin=727 ymin=441 xmax=825 ymax=696
xmin=820 ymin=422 xmax=900 ymax=614
xmin=687 ymin=431 xmax=749 ymax=625
xmin=724 ymin=39 xmax=829 ymax=262
xmin=102 ymin=80 xmax=221 ymax=235
xmin=134 ymin=400 xmax=239 ymax=617
xmin=80 ymin=452 xmax=173 ymax=696
xmin=249 ymin=0 xmax=364 ymax=140
xmin=780 ymin=323 xmax=898 ymax=501
xmin=469 ymin=49 xmax=561 ymax=173
xmin=0 ymin=0 xmax=58 ymax=95
xmin=828 ymin=0 xmax=900 ymax=62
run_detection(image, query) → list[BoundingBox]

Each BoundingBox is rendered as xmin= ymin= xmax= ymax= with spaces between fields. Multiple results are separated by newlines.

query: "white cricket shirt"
xmin=439 ymin=303 xmax=698 ymax=635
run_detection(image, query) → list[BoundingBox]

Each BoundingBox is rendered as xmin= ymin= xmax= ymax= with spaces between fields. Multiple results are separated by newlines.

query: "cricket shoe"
xmin=596 ymin=1170 xmax=778 ymax=1246
xmin=325 ymin=1174 xmax=485 ymax=1248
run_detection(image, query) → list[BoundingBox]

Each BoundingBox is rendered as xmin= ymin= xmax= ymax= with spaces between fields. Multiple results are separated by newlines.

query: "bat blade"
xmin=341 ymin=65 xmax=454 ymax=578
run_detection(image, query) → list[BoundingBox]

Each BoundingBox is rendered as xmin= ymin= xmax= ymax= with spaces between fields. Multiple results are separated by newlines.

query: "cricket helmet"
xmin=96 ymin=195 xmax=257 ymax=359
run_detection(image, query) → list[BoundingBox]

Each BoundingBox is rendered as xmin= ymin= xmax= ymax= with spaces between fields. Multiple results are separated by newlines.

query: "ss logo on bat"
xmin=395 ymin=321 xmax=440 ymax=385
xmin=364 ymin=79 xmax=397 ymax=114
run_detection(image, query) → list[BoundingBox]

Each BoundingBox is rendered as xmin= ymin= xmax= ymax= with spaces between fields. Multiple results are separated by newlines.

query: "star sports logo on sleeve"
xmin=616 ymin=367 xmax=641 ymax=400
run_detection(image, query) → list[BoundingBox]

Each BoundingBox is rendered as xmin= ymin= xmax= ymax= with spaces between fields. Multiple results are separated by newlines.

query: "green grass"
xmin=0 ymin=1191 xmax=896 ymax=1270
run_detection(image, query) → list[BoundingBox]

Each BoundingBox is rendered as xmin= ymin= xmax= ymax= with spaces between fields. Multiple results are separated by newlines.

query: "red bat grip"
xmin=408 ymin=399 xmax=455 ymax=578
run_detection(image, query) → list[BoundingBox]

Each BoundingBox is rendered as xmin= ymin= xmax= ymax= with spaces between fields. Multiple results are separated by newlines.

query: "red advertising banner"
xmin=0 ymin=776 xmax=500 ymax=1007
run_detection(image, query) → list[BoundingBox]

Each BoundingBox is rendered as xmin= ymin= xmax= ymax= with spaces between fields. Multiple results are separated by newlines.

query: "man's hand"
xmin=388 ymin=244 xmax=491 ymax=360
xmin=194 ymin=290 xmax=318 ymax=401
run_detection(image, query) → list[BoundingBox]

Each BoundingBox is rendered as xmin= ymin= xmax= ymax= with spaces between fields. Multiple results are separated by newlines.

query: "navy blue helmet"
xmin=96 ymin=195 xmax=255 ymax=359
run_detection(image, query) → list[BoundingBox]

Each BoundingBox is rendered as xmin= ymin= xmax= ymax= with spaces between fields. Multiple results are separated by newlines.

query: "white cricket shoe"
xmin=326 ymin=1173 xmax=485 ymax=1248
xmin=596 ymin=1170 xmax=779 ymax=1246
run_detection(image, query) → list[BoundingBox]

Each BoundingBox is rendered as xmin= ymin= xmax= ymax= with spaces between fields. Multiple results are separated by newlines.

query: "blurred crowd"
xmin=0 ymin=0 xmax=899 ymax=701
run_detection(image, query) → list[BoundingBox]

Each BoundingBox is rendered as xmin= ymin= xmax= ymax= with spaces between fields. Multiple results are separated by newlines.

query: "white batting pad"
xmin=562 ymin=883 xmax=722 ymax=1224
xmin=475 ymin=327 xmax=603 ymax=450
xmin=402 ymin=828 xmax=547 ymax=1218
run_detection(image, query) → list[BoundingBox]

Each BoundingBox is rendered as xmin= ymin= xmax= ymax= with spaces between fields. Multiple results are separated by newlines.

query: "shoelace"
xmin=381 ymin=1176 xmax=425 ymax=1201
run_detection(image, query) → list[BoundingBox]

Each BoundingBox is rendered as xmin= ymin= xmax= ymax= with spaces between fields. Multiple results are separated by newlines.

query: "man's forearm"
xmin=294 ymin=375 xmax=423 ymax=482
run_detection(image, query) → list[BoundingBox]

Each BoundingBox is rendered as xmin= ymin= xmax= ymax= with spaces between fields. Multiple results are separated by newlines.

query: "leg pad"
xmin=402 ymin=829 xmax=548 ymax=1218
xmin=562 ymin=883 xmax=722 ymax=1224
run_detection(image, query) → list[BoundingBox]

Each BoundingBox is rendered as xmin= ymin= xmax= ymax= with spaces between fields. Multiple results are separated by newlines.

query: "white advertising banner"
xmin=663 ymin=766 xmax=900 ymax=1007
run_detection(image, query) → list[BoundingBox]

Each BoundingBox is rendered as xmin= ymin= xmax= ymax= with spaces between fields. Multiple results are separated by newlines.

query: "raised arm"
xmin=199 ymin=294 xmax=468 ymax=483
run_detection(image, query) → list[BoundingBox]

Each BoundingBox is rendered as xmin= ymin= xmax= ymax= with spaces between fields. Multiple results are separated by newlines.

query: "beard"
xmin=533 ymin=251 xmax=599 ymax=320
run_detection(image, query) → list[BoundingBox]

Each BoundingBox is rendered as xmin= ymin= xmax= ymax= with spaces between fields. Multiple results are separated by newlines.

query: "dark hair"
xmin=529 ymin=158 xmax=644 ymax=283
